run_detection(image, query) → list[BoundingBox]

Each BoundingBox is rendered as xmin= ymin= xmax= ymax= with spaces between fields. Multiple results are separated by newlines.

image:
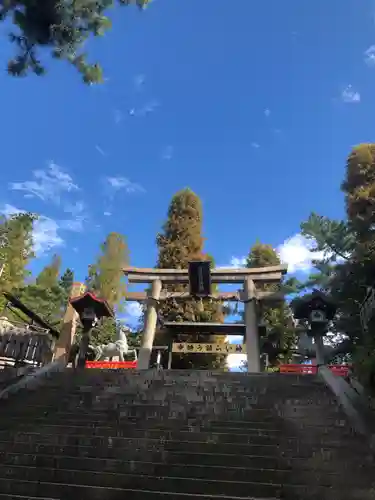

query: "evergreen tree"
xmin=86 ymin=232 xmax=129 ymax=308
xmin=84 ymin=232 xmax=129 ymax=346
xmin=246 ymin=241 xmax=280 ymax=268
xmin=0 ymin=212 xmax=36 ymax=299
xmin=1 ymin=0 xmax=149 ymax=84
xmin=342 ymin=144 xmax=375 ymax=241
xmin=36 ymin=254 xmax=61 ymax=288
xmin=59 ymin=268 xmax=74 ymax=297
xmin=15 ymin=283 xmax=66 ymax=326
xmin=156 ymin=188 xmax=225 ymax=370
xmin=247 ymin=242 xmax=297 ymax=365
xmin=11 ymin=254 xmax=67 ymax=327
xmin=299 ymin=143 xmax=375 ymax=389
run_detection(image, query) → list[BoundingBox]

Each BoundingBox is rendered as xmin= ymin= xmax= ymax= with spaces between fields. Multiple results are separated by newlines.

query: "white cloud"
xmin=60 ymin=201 xmax=87 ymax=232
xmin=103 ymin=211 xmax=112 ymax=217
xmin=223 ymin=233 xmax=329 ymax=278
xmin=106 ymin=176 xmax=145 ymax=194
xmin=364 ymin=45 xmax=375 ymax=66
xmin=9 ymin=161 xmax=79 ymax=204
xmin=162 ymin=145 xmax=174 ymax=161
xmin=217 ymin=256 xmax=247 ymax=269
xmin=227 ymin=353 xmax=247 ymax=370
xmin=277 ymin=233 xmax=325 ymax=273
xmin=0 ymin=204 xmax=63 ymax=255
xmin=264 ymin=108 xmax=271 ymax=117
xmin=95 ymin=145 xmax=107 ymax=157
xmin=128 ymin=100 xmax=160 ymax=117
xmin=230 ymin=256 xmax=247 ymax=267
xmin=227 ymin=335 xmax=244 ymax=344
xmin=341 ymin=85 xmax=361 ymax=104
xmin=63 ymin=201 xmax=85 ymax=216
xmin=113 ymin=109 xmax=123 ymax=125
xmin=122 ymin=302 xmax=143 ymax=328
xmin=59 ymin=217 xmax=85 ymax=232
xmin=134 ymin=74 xmax=145 ymax=90
xmin=33 ymin=216 xmax=64 ymax=254
xmin=0 ymin=204 xmax=22 ymax=219
xmin=251 ymin=142 xmax=260 ymax=149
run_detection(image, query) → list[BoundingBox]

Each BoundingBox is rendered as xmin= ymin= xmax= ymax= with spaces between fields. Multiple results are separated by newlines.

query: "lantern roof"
xmin=292 ymin=290 xmax=336 ymax=321
xmin=70 ymin=292 xmax=114 ymax=319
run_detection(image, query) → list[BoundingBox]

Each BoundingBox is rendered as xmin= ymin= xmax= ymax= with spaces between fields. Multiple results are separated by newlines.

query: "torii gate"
xmin=123 ymin=264 xmax=287 ymax=372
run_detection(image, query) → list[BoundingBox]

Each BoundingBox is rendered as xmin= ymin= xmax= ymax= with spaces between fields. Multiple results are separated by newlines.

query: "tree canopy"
xmin=2 ymin=145 xmax=375 ymax=379
xmin=36 ymin=254 xmax=62 ymax=289
xmin=156 ymin=188 xmax=226 ymax=370
xmin=0 ymin=212 xmax=36 ymax=310
xmin=1 ymin=0 xmax=149 ymax=84
xmin=86 ymin=231 xmax=129 ymax=309
xmin=300 ymin=143 xmax=375 ymax=388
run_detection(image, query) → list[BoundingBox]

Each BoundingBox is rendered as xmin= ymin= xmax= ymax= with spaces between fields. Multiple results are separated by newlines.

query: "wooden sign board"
xmin=172 ymin=342 xmax=247 ymax=354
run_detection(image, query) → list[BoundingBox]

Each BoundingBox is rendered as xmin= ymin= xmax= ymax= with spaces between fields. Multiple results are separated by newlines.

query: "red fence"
xmin=85 ymin=361 xmax=138 ymax=369
xmin=279 ymin=364 xmax=351 ymax=377
xmin=84 ymin=361 xmax=350 ymax=376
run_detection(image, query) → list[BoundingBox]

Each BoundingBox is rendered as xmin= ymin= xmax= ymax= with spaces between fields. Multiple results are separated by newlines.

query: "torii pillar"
xmin=137 ymin=279 xmax=162 ymax=370
xmin=244 ymin=277 xmax=261 ymax=373
xmin=54 ymin=282 xmax=86 ymax=362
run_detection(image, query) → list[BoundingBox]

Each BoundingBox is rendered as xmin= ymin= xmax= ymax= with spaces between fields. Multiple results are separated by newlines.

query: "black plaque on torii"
xmin=188 ymin=261 xmax=212 ymax=297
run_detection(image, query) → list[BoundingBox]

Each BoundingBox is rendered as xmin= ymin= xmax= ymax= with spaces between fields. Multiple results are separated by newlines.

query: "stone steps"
xmin=0 ymin=369 xmax=373 ymax=499
xmin=0 ymin=403 xmax=343 ymax=419
xmin=0 ymin=442 xmax=290 ymax=469
xmin=0 ymin=431 xmax=350 ymax=457
xmin=0 ymin=478 xmax=285 ymax=500
xmin=0 ymin=451 xmax=370 ymax=484
xmin=0 ymin=463 xmax=362 ymax=499
xmin=1 ymin=416 xmax=356 ymax=436
xmin=0 ymin=422 xmax=360 ymax=447
xmin=0 ymin=411 xmax=350 ymax=430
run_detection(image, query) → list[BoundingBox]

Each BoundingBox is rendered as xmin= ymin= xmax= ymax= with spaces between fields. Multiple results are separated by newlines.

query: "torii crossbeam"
xmin=123 ymin=264 xmax=287 ymax=372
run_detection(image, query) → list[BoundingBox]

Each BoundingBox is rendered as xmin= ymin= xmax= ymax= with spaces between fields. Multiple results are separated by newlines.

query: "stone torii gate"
xmin=123 ymin=264 xmax=287 ymax=372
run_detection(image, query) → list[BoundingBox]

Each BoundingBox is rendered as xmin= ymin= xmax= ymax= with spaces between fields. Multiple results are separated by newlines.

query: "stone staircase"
xmin=0 ymin=369 xmax=374 ymax=499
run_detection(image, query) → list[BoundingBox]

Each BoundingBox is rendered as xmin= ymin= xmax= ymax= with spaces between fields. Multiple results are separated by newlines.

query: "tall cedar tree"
xmin=85 ymin=232 xmax=129 ymax=345
xmin=36 ymin=254 xmax=61 ymax=288
xmin=1 ymin=0 xmax=148 ymax=84
xmin=300 ymin=143 xmax=375 ymax=388
xmin=247 ymin=242 xmax=297 ymax=365
xmin=156 ymin=188 xmax=226 ymax=370
xmin=0 ymin=212 xmax=36 ymax=311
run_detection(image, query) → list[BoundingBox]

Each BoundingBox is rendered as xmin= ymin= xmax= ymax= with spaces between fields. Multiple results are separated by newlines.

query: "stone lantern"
xmin=70 ymin=292 xmax=113 ymax=368
xmin=292 ymin=290 xmax=337 ymax=365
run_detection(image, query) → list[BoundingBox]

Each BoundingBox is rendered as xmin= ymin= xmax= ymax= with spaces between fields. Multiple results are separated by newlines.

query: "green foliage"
xmin=301 ymin=212 xmax=355 ymax=263
xmin=13 ymin=283 xmax=66 ymax=326
xmin=246 ymin=241 xmax=280 ymax=268
xmin=156 ymin=188 xmax=225 ymax=370
xmin=298 ymin=143 xmax=375 ymax=387
xmin=246 ymin=242 xmax=298 ymax=365
xmin=0 ymin=212 xmax=36 ymax=308
xmin=59 ymin=268 xmax=74 ymax=297
xmin=1 ymin=0 xmax=149 ymax=84
xmin=342 ymin=143 xmax=375 ymax=238
xmin=86 ymin=232 xmax=129 ymax=308
xmin=36 ymin=254 xmax=61 ymax=289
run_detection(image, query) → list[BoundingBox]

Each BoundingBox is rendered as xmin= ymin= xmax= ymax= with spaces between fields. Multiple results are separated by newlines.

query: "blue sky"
xmin=1 ymin=0 xmax=375 ymax=345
